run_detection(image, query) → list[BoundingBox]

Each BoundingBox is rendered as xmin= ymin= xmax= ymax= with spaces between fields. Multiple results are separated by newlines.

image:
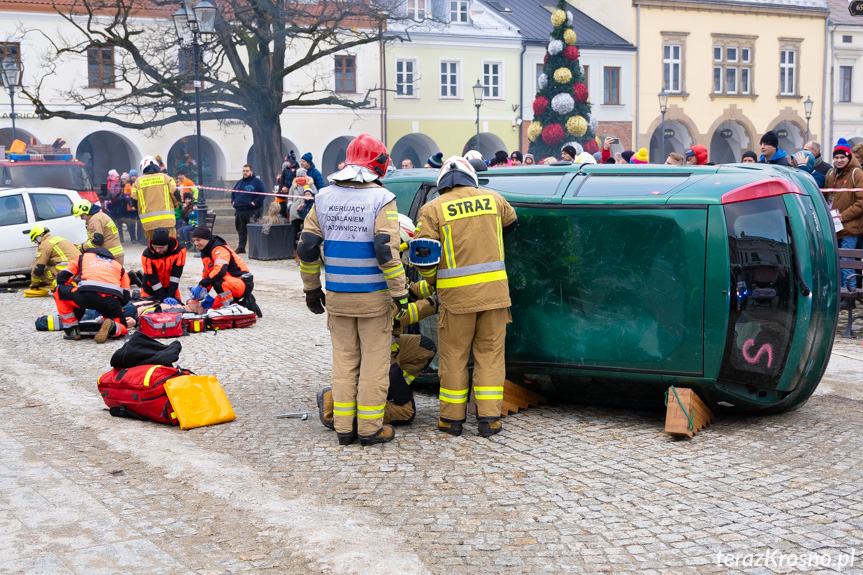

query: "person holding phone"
xmin=600 ymin=136 xmax=620 ymax=163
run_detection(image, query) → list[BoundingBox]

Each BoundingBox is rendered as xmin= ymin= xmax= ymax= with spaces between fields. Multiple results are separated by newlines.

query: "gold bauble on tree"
xmin=553 ymin=67 xmax=573 ymax=84
xmin=528 ymin=121 xmax=544 ymax=142
xmin=551 ymin=9 xmax=566 ymax=27
xmin=566 ymin=115 xmax=588 ymax=137
xmin=563 ymin=29 xmax=577 ymax=46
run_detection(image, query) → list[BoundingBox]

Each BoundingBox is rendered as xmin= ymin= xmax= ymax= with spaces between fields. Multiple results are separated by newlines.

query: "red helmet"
xmin=345 ymin=134 xmax=389 ymax=177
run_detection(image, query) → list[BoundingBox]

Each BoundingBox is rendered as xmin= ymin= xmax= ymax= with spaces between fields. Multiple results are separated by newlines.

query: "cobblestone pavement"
xmin=2 ymin=242 xmax=863 ymax=574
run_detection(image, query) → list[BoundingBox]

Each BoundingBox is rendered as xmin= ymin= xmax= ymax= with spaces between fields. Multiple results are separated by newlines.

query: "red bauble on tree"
xmin=544 ymin=53 xmax=548 ymax=64
xmin=584 ymin=139 xmax=599 ymax=154
xmin=573 ymin=83 xmax=588 ymax=103
xmin=533 ymin=96 xmax=549 ymax=116
xmin=564 ymin=46 xmax=579 ymax=61
xmin=542 ymin=123 xmax=565 ymax=146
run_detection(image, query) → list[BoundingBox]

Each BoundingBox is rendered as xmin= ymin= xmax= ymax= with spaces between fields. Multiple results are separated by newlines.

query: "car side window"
xmin=0 ymin=194 xmax=27 ymax=227
xmin=31 ymin=193 xmax=73 ymax=221
xmin=408 ymin=183 xmax=439 ymax=223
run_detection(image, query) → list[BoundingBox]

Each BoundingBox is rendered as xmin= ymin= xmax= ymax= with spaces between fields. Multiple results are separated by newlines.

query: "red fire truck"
xmin=0 ymin=147 xmax=101 ymax=205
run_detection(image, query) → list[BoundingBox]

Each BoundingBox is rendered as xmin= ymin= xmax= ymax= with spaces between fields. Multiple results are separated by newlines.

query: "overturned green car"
xmin=385 ymin=163 xmax=838 ymax=414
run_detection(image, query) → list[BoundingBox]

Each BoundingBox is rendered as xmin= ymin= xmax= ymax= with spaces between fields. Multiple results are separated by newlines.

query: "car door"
xmin=27 ymin=190 xmax=88 ymax=244
xmin=0 ymin=192 xmax=36 ymax=275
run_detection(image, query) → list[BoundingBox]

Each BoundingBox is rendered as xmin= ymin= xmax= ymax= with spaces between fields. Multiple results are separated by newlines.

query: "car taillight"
xmin=721 ymin=178 xmax=804 ymax=205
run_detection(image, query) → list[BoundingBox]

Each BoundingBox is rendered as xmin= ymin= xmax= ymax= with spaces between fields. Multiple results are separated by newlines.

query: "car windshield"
xmin=478 ymin=173 xmax=567 ymax=196
xmin=4 ymin=164 xmax=94 ymax=192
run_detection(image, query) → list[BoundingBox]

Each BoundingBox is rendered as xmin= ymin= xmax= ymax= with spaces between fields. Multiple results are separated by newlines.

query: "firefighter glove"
xmin=305 ymin=288 xmax=326 ymax=314
xmin=393 ymin=295 xmax=410 ymax=320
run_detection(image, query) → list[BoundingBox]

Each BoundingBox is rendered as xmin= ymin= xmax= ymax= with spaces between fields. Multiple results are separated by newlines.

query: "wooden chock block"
xmin=468 ymin=379 xmax=548 ymax=417
xmin=664 ymin=386 xmax=714 ymax=438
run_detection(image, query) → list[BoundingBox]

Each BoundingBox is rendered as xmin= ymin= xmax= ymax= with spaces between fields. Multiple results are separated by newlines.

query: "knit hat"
xmin=510 ymin=150 xmax=523 ymax=162
xmin=492 ymin=150 xmax=509 ymax=166
xmin=129 ymin=169 xmax=138 ymax=177
xmin=120 ymin=172 xmax=129 ymax=181
xmin=108 ymin=169 xmax=119 ymax=179
xmin=301 ymin=152 xmax=314 ymax=164
xmin=295 ymin=167 xmax=307 ymax=178
xmin=621 ymin=150 xmax=635 ymax=163
xmin=151 ymin=227 xmax=170 ymax=246
xmin=630 ymin=148 xmax=649 ymax=164
xmin=760 ymin=131 xmax=779 ymax=148
xmin=523 ymin=153 xmax=534 ymax=163
xmin=427 ymin=152 xmax=444 ymax=169
xmin=834 ymin=138 xmax=852 ymax=158
xmin=561 ymin=145 xmax=577 ymax=159
xmin=191 ymin=227 xmax=212 ymax=240
xmin=741 ymin=150 xmax=758 ymax=162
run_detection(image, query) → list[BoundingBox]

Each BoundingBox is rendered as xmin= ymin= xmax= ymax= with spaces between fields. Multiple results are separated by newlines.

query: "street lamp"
xmin=472 ymin=79 xmax=484 ymax=154
xmin=1 ymin=55 xmax=22 ymax=145
xmin=658 ymin=90 xmax=669 ymax=163
xmin=803 ymin=95 xmax=814 ymax=142
xmin=173 ymin=0 xmax=216 ymax=217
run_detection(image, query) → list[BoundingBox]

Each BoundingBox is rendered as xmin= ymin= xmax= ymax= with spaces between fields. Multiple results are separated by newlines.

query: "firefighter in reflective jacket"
xmin=298 ymin=134 xmax=408 ymax=447
xmin=54 ymin=244 xmax=131 ymax=343
xmin=132 ymin=155 xmax=179 ymax=241
xmin=141 ymin=227 xmax=186 ymax=301
xmin=72 ymin=199 xmax=125 ymax=265
xmin=28 ymin=225 xmax=80 ymax=288
xmin=189 ymin=226 xmax=262 ymax=316
xmin=412 ymin=156 xmax=517 ymax=438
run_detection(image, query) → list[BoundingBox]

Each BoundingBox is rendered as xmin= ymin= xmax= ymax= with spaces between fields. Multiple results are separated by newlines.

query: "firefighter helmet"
xmin=139 ymin=155 xmax=159 ymax=174
xmin=72 ymin=199 xmax=93 ymax=218
xmin=436 ymin=155 xmax=479 ymax=188
xmin=344 ymin=134 xmax=390 ymax=177
xmin=398 ymin=213 xmax=415 ymax=250
xmin=464 ymin=150 xmax=483 ymax=161
xmin=29 ymin=225 xmax=49 ymax=242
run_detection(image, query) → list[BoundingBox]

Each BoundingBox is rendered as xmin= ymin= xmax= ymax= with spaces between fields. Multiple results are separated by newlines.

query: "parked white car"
xmin=0 ymin=187 xmax=88 ymax=277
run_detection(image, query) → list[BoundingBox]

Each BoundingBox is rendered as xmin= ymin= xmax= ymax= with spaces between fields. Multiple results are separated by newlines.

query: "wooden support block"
xmin=665 ymin=386 xmax=714 ymax=438
xmin=468 ymin=380 xmax=548 ymax=417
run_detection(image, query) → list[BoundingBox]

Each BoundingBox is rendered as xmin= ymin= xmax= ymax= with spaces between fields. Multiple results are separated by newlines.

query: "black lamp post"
xmin=472 ymin=79 xmax=484 ymax=154
xmin=1 ymin=56 xmax=22 ymax=145
xmin=658 ymin=90 xmax=668 ymax=163
xmin=803 ymin=95 xmax=814 ymax=142
xmin=173 ymin=0 xmax=216 ymax=216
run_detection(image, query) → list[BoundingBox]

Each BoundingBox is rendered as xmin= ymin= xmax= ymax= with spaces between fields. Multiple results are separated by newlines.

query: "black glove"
xmin=305 ymin=288 xmax=326 ymax=314
xmin=393 ymin=295 xmax=409 ymax=320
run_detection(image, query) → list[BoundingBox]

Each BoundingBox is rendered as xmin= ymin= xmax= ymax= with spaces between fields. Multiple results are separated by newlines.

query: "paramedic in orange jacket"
xmin=189 ymin=226 xmax=261 ymax=316
xmin=141 ymin=227 xmax=186 ymax=301
xmin=54 ymin=243 xmax=131 ymax=343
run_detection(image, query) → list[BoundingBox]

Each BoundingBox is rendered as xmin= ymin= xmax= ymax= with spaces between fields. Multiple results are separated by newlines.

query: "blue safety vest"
xmin=315 ymin=184 xmax=394 ymax=293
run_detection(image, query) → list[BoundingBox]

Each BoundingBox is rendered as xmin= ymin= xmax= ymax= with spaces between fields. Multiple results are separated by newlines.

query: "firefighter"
xmin=131 ymin=155 xmax=180 ymax=241
xmin=298 ymin=133 xmax=408 ymax=447
xmin=54 ymin=241 xmax=131 ymax=343
xmin=141 ymin=227 xmax=186 ymax=302
xmin=28 ymin=225 xmax=80 ymax=289
xmin=73 ymin=199 xmax=125 ymax=265
xmin=411 ymin=156 xmax=518 ymax=438
xmin=188 ymin=227 xmax=262 ymax=317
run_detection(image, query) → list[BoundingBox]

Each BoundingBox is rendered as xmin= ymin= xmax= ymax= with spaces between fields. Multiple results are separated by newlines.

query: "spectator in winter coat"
xmin=287 ymin=168 xmax=317 ymax=261
xmin=741 ymin=151 xmax=758 ymax=163
xmin=231 ymin=164 xmax=266 ymax=254
xmin=759 ymin=131 xmax=791 ymax=166
xmin=299 ymin=152 xmax=325 ymax=190
xmin=804 ymin=140 xmax=831 ymax=180
xmin=177 ymin=192 xmax=199 ymax=249
xmin=825 ymin=138 xmax=863 ymax=293
xmin=792 ymin=149 xmax=826 ymax=188
xmin=685 ymin=145 xmax=709 ymax=165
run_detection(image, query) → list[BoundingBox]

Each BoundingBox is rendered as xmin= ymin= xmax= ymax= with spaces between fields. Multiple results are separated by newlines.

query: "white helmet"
xmin=437 ymin=155 xmax=478 ymax=188
xmin=398 ymin=213 xmax=415 ymax=248
xmin=464 ymin=149 xmax=483 ymax=161
xmin=139 ymin=155 xmax=159 ymax=174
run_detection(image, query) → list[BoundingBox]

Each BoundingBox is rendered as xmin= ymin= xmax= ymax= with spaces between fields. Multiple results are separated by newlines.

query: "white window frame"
xmin=663 ymin=43 xmax=682 ymax=93
xmin=780 ymin=49 xmax=796 ymax=96
xmin=395 ymin=57 xmax=418 ymax=98
xmin=713 ymin=66 xmax=723 ymax=94
xmin=407 ymin=0 xmax=426 ymax=20
xmin=482 ymin=60 xmax=503 ymax=100
xmin=840 ymin=65 xmax=853 ymax=103
xmin=449 ymin=0 xmax=469 ymax=24
xmin=439 ymin=59 xmax=461 ymax=99
xmin=712 ymin=35 xmax=755 ymax=97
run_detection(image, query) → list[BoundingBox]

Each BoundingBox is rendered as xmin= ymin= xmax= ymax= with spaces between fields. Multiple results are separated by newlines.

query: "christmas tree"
xmin=527 ymin=0 xmax=598 ymax=161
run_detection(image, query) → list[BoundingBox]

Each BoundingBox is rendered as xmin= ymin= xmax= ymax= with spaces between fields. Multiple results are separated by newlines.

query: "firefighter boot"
xmin=478 ymin=419 xmax=503 ymax=438
xmin=438 ymin=418 xmax=463 ymax=437
xmin=94 ymin=318 xmax=114 ymax=344
xmin=63 ymin=326 xmax=81 ymax=341
xmin=317 ymin=387 xmax=335 ymax=430
xmin=386 ymin=398 xmax=416 ymax=426
xmin=359 ymin=424 xmax=395 ymax=446
xmin=337 ymin=418 xmax=358 ymax=445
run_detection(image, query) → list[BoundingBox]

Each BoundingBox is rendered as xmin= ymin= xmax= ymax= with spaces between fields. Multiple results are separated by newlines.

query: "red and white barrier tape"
xmin=177 ymin=184 xmax=311 ymax=200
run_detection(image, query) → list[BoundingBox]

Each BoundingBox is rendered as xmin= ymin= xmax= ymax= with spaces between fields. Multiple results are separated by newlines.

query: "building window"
xmin=603 ymin=67 xmax=619 ymax=104
xmin=87 ymin=45 xmax=114 ymax=88
xmin=440 ymin=60 xmax=459 ymax=98
xmin=536 ymin=63 xmax=543 ymax=90
xmin=450 ymin=0 xmax=468 ymax=23
xmin=0 ymin=43 xmax=21 ymax=87
xmin=482 ymin=61 xmax=501 ymax=99
xmin=841 ymin=66 xmax=853 ymax=103
xmin=843 ymin=35 xmax=853 ymax=44
xmin=582 ymin=64 xmax=589 ymax=95
xmin=712 ymin=37 xmax=753 ymax=96
xmin=396 ymin=58 xmax=417 ymax=97
xmin=407 ymin=0 xmax=426 ymax=20
xmin=779 ymin=49 xmax=796 ymax=96
xmin=334 ymin=55 xmax=356 ymax=93
xmin=663 ymin=44 xmax=682 ymax=93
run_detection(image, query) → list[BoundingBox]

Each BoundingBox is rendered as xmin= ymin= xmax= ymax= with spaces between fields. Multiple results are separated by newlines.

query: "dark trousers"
xmin=288 ymin=219 xmax=304 ymax=256
xmin=235 ymin=211 xmax=255 ymax=250
xmin=72 ymin=291 xmax=126 ymax=322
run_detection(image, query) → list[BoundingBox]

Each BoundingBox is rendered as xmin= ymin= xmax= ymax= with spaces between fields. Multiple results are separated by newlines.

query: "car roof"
xmin=0 ymin=187 xmax=82 ymax=197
